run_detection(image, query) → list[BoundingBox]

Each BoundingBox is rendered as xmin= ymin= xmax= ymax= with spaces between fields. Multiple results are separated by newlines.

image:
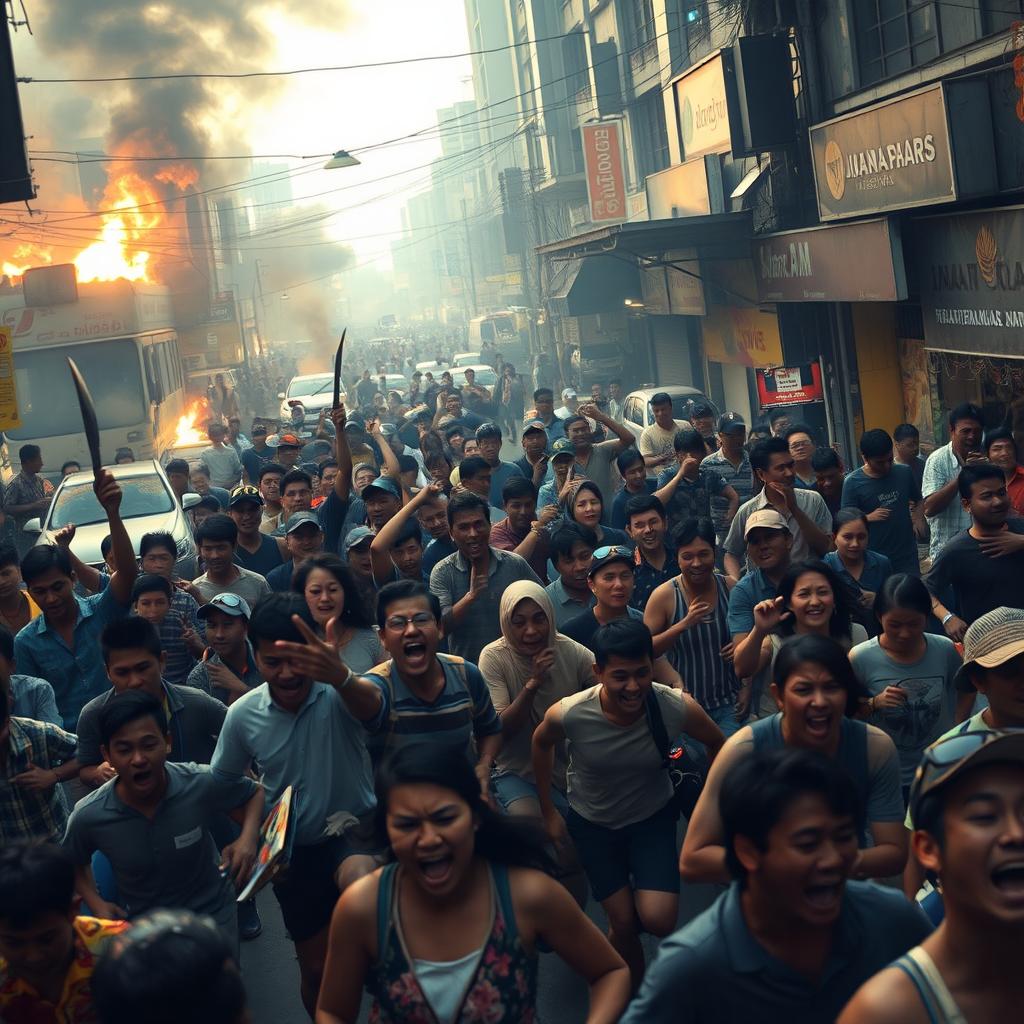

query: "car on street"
xmin=380 ymin=373 xmax=411 ymax=399
xmin=450 ymin=364 xmax=498 ymax=392
xmin=24 ymin=460 xmax=201 ymax=578
xmin=452 ymin=351 xmax=481 ymax=367
xmin=278 ymin=372 xmax=340 ymax=428
xmin=621 ymin=385 xmax=721 ymax=456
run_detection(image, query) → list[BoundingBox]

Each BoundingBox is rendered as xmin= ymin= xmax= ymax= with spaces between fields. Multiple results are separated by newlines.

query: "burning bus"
xmin=0 ymin=264 xmax=198 ymax=480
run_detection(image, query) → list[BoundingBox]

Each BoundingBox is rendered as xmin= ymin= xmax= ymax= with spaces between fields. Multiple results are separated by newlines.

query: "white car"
xmin=620 ymin=386 xmax=720 ymax=470
xmin=278 ymin=372 xmax=339 ymax=427
xmin=26 ymin=460 xmax=201 ymax=577
xmin=450 ymin=364 xmax=498 ymax=391
xmin=452 ymin=351 xmax=482 ymax=368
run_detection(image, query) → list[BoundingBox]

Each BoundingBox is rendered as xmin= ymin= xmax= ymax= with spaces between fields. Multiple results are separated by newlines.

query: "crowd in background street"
xmin=3 ymin=330 xmax=1024 ymax=1024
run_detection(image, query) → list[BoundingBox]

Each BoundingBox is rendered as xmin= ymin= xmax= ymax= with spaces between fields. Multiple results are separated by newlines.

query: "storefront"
xmin=911 ymin=205 xmax=1024 ymax=450
xmin=752 ymin=217 xmax=909 ymax=461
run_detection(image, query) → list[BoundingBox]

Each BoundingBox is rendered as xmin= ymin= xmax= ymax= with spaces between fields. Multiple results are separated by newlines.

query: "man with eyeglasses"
xmin=273 ymin=579 xmax=502 ymax=803
xmin=840 ymin=730 xmax=1024 ymax=1024
xmin=723 ymin=437 xmax=834 ymax=579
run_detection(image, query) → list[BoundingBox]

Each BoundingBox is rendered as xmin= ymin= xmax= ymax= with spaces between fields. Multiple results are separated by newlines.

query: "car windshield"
xmin=646 ymin=395 xmax=720 ymax=422
xmin=288 ymin=375 xmax=333 ymax=397
xmin=50 ymin=474 xmax=174 ymax=529
xmin=8 ymin=339 xmax=148 ymax=440
xmin=457 ymin=368 xmax=497 ymax=386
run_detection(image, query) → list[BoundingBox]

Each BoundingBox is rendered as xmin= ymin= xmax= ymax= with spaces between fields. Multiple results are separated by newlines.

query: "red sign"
xmin=582 ymin=120 xmax=627 ymax=223
xmin=756 ymin=363 xmax=824 ymax=408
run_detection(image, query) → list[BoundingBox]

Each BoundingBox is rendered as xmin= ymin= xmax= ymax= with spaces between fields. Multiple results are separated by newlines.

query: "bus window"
xmin=9 ymin=339 xmax=148 ymax=440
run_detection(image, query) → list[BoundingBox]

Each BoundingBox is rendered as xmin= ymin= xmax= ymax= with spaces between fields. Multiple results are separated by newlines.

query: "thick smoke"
xmin=30 ymin=2 xmax=351 ymax=170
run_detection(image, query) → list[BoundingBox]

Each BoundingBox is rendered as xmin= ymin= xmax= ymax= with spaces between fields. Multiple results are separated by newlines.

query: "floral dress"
xmin=367 ymin=861 xmax=537 ymax=1023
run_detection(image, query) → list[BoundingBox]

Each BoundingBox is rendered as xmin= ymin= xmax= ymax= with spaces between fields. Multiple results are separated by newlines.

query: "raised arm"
xmin=51 ymin=524 xmax=104 ymax=594
xmin=95 ymin=468 xmax=138 ymax=606
xmin=368 ymin=420 xmax=406 ymax=501
xmin=330 ymin=404 xmax=352 ymax=503
xmin=578 ymin=402 xmax=632 ymax=451
xmin=369 ymin=481 xmax=441 ymax=582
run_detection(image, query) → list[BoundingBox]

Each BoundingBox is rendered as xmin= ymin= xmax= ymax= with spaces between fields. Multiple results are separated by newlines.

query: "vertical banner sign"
xmin=756 ymin=363 xmax=824 ymax=408
xmin=582 ymin=120 xmax=627 ymax=223
xmin=0 ymin=327 xmax=20 ymax=430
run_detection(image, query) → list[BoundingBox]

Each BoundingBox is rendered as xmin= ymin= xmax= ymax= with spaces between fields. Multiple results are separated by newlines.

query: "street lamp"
xmin=324 ymin=150 xmax=360 ymax=170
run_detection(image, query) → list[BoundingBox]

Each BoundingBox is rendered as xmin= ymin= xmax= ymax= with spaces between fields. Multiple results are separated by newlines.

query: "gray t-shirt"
xmin=199 ymin=445 xmax=243 ymax=489
xmin=561 ymin=682 xmax=686 ymax=827
xmin=840 ymin=464 xmax=921 ymax=575
xmin=193 ymin=566 xmax=272 ymax=606
xmin=63 ymin=762 xmax=258 ymax=938
xmin=75 ymin=681 xmax=226 ymax=768
xmin=850 ymin=634 xmax=962 ymax=786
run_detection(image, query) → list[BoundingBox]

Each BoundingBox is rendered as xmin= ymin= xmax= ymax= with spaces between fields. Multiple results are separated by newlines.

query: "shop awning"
xmin=545 ymin=253 xmax=641 ymax=318
xmin=537 ymin=212 xmax=752 ymax=262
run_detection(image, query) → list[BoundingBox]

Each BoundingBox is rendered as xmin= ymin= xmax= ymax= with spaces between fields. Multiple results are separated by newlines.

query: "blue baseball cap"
xmin=197 ymin=593 xmax=252 ymax=620
xmin=285 ymin=511 xmax=323 ymax=534
xmin=361 ymin=476 xmax=401 ymax=501
xmin=345 ymin=525 xmax=375 ymax=550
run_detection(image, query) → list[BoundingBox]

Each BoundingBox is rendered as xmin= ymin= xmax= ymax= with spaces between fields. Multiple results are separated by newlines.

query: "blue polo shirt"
xmin=621 ymin=881 xmax=931 ymax=1024
xmin=487 ymin=460 xmax=526 ymax=507
xmin=14 ymin=588 xmax=130 ymax=731
xmin=725 ymin=567 xmax=780 ymax=636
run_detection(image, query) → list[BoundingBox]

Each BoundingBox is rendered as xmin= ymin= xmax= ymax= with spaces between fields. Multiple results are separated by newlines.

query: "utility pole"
xmin=460 ymin=197 xmax=479 ymax=316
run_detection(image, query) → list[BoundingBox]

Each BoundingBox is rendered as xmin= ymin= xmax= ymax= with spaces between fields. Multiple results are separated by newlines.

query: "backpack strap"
xmin=644 ymin=688 xmax=671 ymax=766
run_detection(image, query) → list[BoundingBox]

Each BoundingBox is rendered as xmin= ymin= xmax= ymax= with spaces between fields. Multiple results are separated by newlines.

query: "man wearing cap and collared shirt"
xmin=727 ymin=510 xmax=793 ymax=708
xmin=515 ymin=418 xmax=551 ymax=488
xmin=474 ymin=422 xmax=525 ymax=507
xmin=639 ymin=393 xmax=686 ymax=472
xmin=537 ymin=437 xmax=577 ymax=509
xmin=702 ymin=413 xmax=755 ymax=546
xmin=343 ymin=526 xmax=380 ymax=613
xmin=188 ymin=594 xmax=262 ymax=706
xmin=266 ymin=512 xmax=325 ymax=592
xmin=271 ymin=433 xmax=302 ymax=471
xmin=227 ymin=485 xmax=285 ymax=578
xmin=840 ymin=730 xmax=1024 ymax=1024
xmin=554 ymin=387 xmax=579 ymax=421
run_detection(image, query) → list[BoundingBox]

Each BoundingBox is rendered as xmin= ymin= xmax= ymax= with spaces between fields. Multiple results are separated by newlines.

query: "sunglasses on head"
xmin=912 ymin=729 xmax=1002 ymax=805
xmin=212 ymin=593 xmax=245 ymax=609
xmin=593 ymin=545 xmax=633 ymax=560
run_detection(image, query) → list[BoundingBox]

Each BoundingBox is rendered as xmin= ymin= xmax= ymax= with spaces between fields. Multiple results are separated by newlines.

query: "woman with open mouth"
xmin=681 ymin=633 xmax=908 ymax=886
xmin=314 ymin=745 xmax=630 ymax=1024
xmin=292 ymin=554 xmax=383 ymax=675
xmin=732 ymin=559 xmax=867 ymax=680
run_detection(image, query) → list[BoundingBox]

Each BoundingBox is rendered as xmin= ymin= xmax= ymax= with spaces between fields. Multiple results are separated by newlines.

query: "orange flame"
xmin=174 ymin=400 xmax=210 ymax=447
xmin=74 ymin=172 xmax=163 ymax=284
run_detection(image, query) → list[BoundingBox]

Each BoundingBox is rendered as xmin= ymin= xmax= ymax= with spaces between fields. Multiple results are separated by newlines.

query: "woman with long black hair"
xmin=315 ymin=745 xmax=629 ymax=1024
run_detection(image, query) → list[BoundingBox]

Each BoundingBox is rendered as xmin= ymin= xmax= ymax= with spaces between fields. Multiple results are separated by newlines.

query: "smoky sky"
xmin=30 ymin=1 xmax=350 ymax=166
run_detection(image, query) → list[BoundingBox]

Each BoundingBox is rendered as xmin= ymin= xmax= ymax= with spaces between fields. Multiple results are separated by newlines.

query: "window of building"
xmin=631 ymin=88 xmax=669 ymax=182
xmin=627 ymin=0 xmax=656 ymax=47
xmin=562 ymin=28 xmax=589 ymax=100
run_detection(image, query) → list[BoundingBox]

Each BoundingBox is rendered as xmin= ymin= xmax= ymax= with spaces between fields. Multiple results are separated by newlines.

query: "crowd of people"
xmin=2 ymin=339 xmax=1024 ymax=1024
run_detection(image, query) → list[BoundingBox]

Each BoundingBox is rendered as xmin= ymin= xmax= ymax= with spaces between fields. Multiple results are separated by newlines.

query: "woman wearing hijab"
xmin=562 ymin=479 xmax=631 ymax=548
xmin=478 ymin=581 xmax=595 ymax=820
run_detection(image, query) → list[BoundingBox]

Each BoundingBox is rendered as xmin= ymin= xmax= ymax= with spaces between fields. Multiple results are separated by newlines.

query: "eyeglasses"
xmin=384 ymin=612 xmax=436 ymax=631
xmin=593 ymin=545 xmax=634 ymax=560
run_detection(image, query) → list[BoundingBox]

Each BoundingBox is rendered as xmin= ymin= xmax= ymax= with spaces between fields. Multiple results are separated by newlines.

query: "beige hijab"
xmin=479 ymin=580 xmax=594 ymax=784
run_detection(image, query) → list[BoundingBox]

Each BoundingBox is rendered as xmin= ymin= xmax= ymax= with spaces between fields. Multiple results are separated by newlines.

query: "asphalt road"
xmin=241 ymin=828 xmax=722 ymax=1023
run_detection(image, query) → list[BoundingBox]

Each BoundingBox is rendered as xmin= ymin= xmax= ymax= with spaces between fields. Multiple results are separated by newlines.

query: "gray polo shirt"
xmin=723 ymin=487 xmax=833 ymax=569
xmin=621 ymin=881 xmax=931 ymax=1024
xmin=429 ymin=547 xmax=542 ymax=663
xmin=192 ymin=566 xmax=271 ymax=606
xmin=75 ymin=681 xmax=226 ymax=768
xmin=62 ymin=762 xmax=258 ymax=943
xmin=211 ymin=681 xmax=375 ymax=847
xmin=544 ymin=577 xmax=595 ymax=629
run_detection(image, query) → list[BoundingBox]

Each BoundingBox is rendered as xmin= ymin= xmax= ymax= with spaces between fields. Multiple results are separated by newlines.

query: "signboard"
xmin=664 ymin=253 xmax=706 ymax=316
xmin=754 ymin=218 xmax=907 ymax=302
xmin=640 ymin=266 xmax=670 ymax=315
xmin=645 ymin=157 xmax=723 ymax=220
xmin=916 ymin=206 xmax=1024 ymax=357
xmin=757 ymin=363 xmax=824 ymax=407
xmin=581 ymin=120 xmax=627 ymax=223
xmin=810 ymin=85 xmax=956 ymax=221
xmin=0 ymin=327 xmax=21 ymax=430
xmin=674 ymin=53 xmax=733 ymax=160
xmin=703 ymin=306 xmax=783 ymax=367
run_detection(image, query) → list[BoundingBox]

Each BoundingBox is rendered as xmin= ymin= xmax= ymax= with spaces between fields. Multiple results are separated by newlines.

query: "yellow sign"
xmin=0 ymin=327 xmax=21 ymax=430
xmin=702 ymin=305 xmax=783 ymax=367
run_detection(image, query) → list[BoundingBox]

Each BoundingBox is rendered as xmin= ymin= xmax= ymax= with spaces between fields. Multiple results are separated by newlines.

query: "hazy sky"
xmin=9 ymin=0 xmax=475 ymax=274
